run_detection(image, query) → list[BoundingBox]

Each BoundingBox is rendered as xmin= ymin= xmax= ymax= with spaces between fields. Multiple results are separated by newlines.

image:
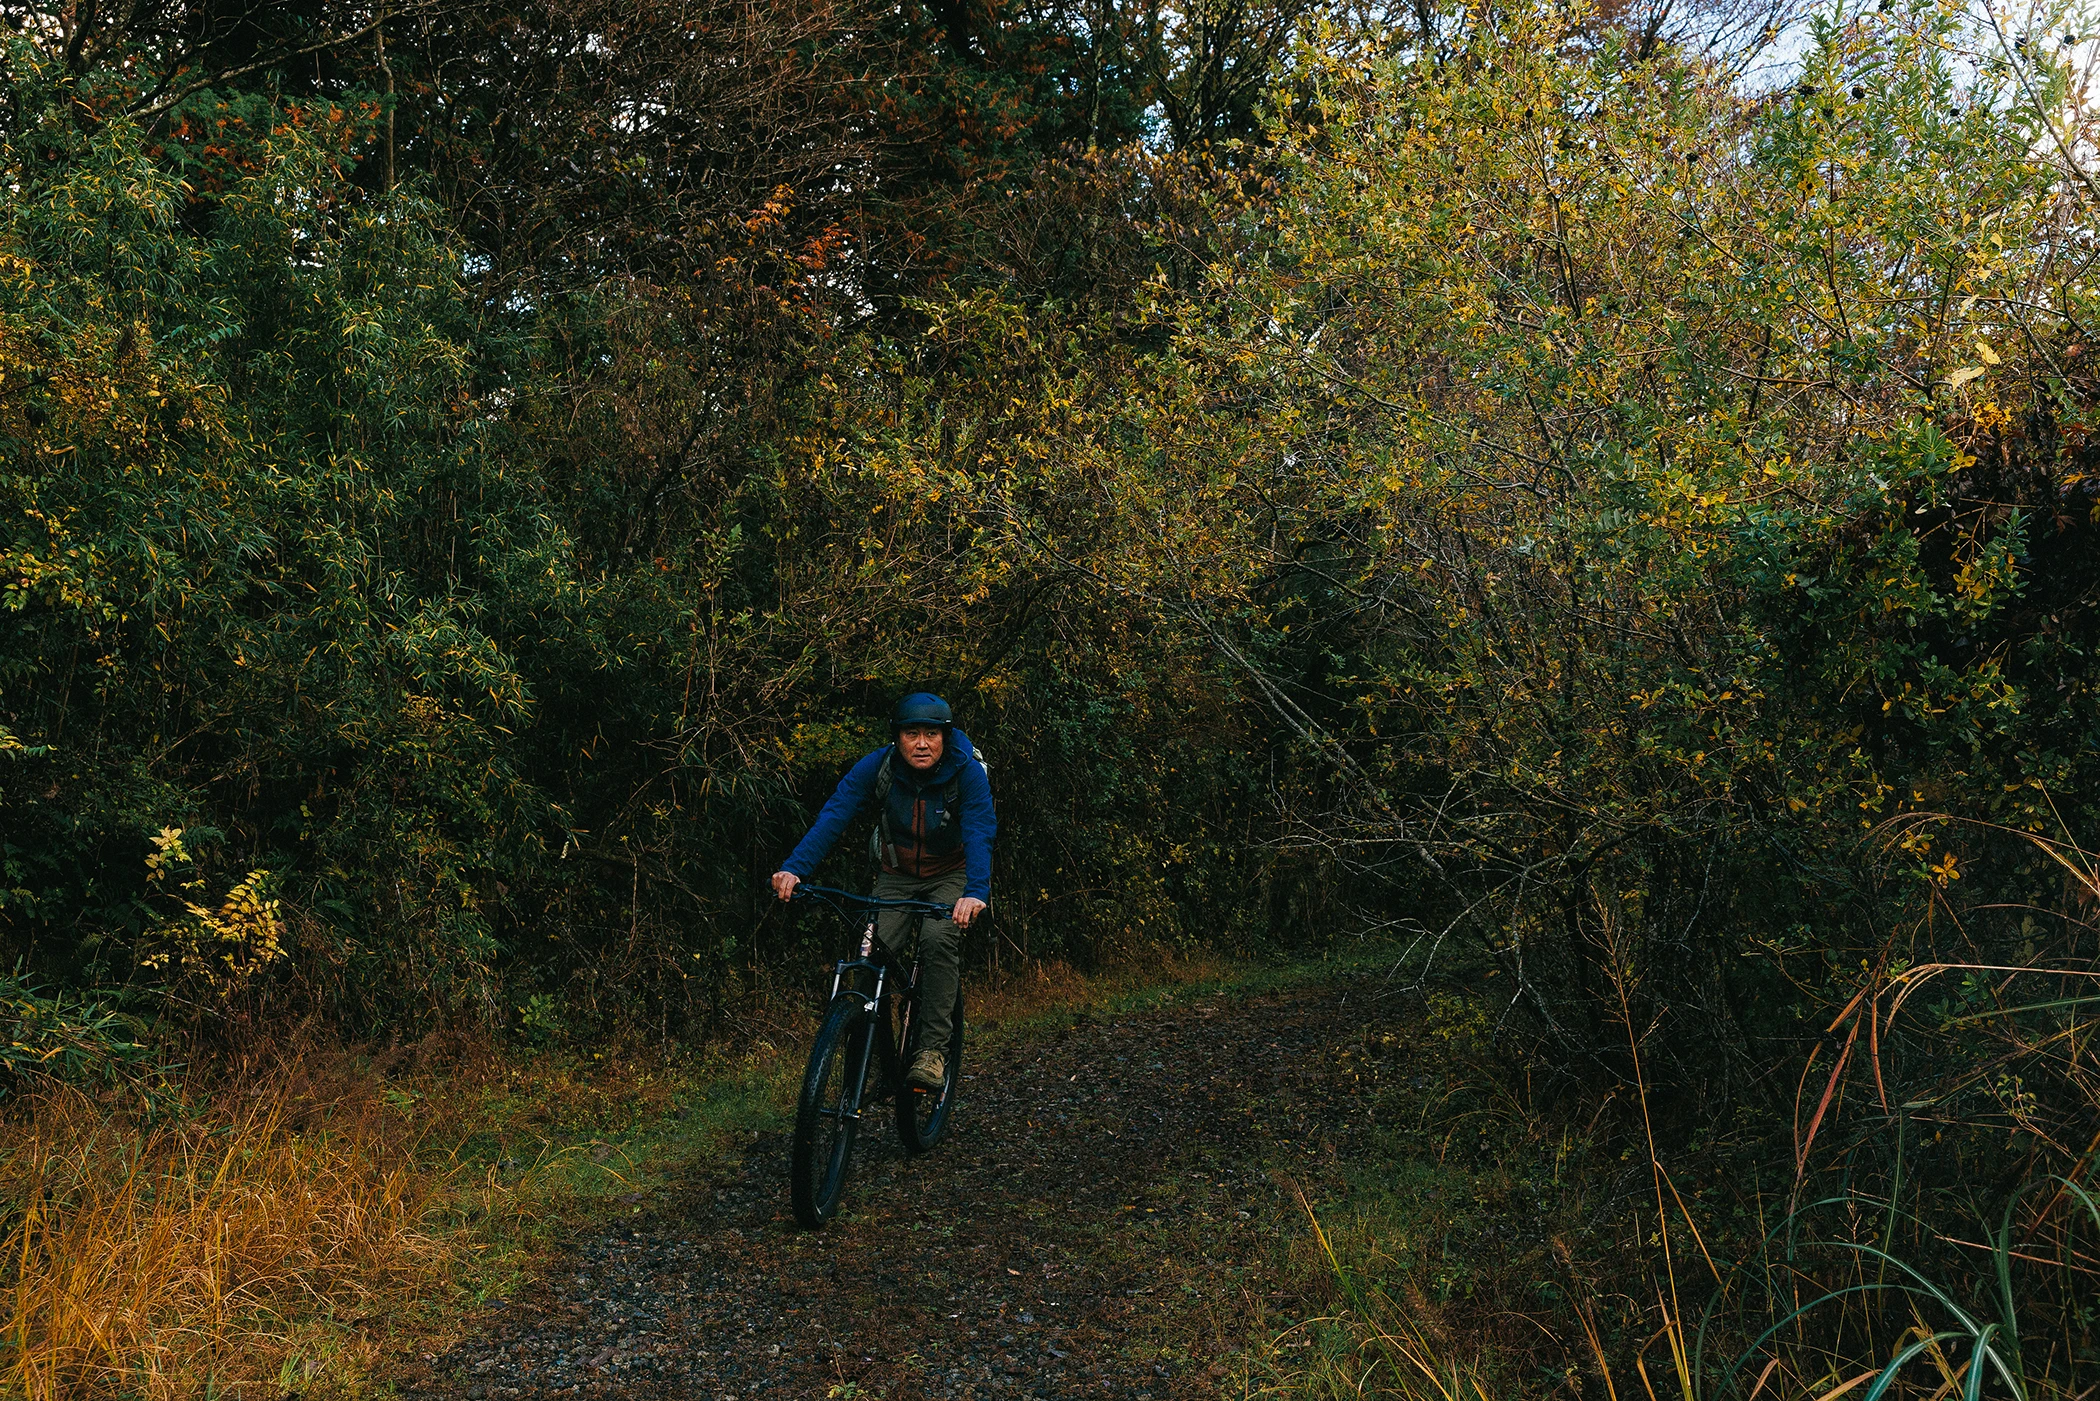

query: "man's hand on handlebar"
xmin=774 ymin=873 xmax=979 ymax=926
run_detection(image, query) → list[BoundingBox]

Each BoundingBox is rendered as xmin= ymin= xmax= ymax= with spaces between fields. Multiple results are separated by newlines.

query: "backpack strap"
xmin=869 ymin=749 xmax=899 ymax=870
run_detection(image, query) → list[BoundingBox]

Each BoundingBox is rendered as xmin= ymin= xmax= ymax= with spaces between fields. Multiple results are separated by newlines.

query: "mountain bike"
xmin=786 ymin=883 xmax=966 ymax=1228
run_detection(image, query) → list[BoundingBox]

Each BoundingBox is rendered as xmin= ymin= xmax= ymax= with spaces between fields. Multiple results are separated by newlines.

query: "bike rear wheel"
xmin=897 ymin=986 xmax=965 ymax=1155
xmin=791 ymin=993 xmax=874 ymax=1228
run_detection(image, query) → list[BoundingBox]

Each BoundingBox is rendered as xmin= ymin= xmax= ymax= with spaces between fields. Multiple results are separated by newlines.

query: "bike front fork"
xmin=827 ymin=916 xmax=927 ymax=1105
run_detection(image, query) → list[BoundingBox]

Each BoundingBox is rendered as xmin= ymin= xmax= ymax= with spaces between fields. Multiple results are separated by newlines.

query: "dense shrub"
xmin=1016 ymin=2 xmax=2100 ymax=1389
xmin=0 ymin=40 xmax=1292 ymax=1040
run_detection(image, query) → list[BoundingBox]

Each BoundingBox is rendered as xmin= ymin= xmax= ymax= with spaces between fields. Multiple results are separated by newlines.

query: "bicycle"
xmin=786 ymin=883 xmax=967 ymax=1228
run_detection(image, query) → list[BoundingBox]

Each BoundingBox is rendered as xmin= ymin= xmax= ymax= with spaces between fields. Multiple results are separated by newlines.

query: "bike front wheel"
xmin=897 ymin=986 xmax=965 ymax=1155
xmin=791 ymin=993 xmax=874 ymax=1228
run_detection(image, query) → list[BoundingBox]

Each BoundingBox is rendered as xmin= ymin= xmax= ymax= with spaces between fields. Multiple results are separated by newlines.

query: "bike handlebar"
xmin=789 ymin=883 xmax=954 ymax=920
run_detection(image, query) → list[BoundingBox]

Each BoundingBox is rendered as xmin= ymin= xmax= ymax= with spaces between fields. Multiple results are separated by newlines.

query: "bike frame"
xmin=794 ymin=884 xmax=952 ymax=1123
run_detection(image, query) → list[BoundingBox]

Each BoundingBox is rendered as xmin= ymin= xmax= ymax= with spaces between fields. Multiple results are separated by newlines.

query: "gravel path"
xmin=403 ymin=976 xmax=1385 ymax=1400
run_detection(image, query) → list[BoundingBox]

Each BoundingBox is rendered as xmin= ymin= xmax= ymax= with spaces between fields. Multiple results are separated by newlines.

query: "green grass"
xmin=1234 ymin=981 xmax=1616 ymax=1400
xmin=416 ymin=1041 xmax=806 ymax=1308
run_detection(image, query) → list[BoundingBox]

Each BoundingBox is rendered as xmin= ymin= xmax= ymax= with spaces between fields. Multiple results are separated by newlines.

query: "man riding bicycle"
xmin=771 ymin=692 xmax=995 ymax=1089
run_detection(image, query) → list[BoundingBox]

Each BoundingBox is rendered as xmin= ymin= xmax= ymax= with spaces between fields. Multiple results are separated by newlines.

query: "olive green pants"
xmin=872 ymin=867 xmax=968 ymax=1055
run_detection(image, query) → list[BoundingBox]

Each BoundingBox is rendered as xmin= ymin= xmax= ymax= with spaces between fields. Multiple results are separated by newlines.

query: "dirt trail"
xmin=403 ymin=973 xmax=1389 ymax=1400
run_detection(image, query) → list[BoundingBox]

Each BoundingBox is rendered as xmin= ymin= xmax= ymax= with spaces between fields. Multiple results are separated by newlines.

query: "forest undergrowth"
xmin=0 ymin=947 xmax=1264 ymax=1398
xmin=1254 ymin=831 xmax=2100 ymax=1400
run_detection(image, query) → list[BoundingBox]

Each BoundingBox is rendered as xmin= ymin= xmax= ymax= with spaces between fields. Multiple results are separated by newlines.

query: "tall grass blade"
xmin=1863 ymin=1335 xmax=1965 ymax=1401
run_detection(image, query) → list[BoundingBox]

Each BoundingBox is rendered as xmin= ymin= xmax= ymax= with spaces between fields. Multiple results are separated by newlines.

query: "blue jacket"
xmin=782 ymin=729 xmax=995 ymax=902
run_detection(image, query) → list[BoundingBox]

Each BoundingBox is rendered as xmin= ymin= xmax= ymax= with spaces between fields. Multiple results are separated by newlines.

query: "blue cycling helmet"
xmin=890 ymin=691 xmax=952 ymax=732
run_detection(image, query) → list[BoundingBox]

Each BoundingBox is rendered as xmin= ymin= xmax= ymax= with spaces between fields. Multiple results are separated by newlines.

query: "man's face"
xmin=897 ymin=724 xmax=945 ymax=771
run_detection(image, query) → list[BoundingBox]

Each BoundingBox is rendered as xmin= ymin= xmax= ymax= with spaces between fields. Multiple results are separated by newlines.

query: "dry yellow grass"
xmin=0 ymin=945 xmax=1258 ymax=1398
xmin=0 ymin=1066 xmax=449 ymax=1399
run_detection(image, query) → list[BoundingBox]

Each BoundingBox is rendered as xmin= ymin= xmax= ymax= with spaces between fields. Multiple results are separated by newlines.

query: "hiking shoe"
xmin=907 ymin=1050 xmax=946 ymax=1089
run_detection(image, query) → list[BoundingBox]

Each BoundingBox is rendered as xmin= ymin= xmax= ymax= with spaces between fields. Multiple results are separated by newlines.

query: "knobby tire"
xmin=791 ymin=993 xmax=873 ymax=1228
